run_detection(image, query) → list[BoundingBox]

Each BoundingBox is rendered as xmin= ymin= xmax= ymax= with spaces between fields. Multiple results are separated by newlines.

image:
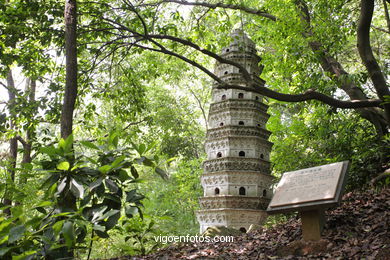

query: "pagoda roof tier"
xmin=207 ymin=126 xmax=271 ymax=140
xmin=212 ymin=73 xmax=266 ymax=86
xmin=219 ymin=51 xmax=261 ymax=62
xmin=209 ymin=99 xmax=269 ymax=114
xmin=199 ymin=196 xmax=270 ymax=210
xmin=208 ymin=106 xmax=270 ymax=120
xmin=203 ymin=157 xmax=270 ymax=174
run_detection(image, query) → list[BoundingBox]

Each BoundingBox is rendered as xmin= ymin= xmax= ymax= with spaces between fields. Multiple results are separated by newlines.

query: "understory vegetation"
xmin=0 ymin=0 xmax=389 ymax=259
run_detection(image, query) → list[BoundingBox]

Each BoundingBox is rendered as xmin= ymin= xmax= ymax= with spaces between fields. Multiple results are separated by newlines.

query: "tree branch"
xmin=357 ymin=0 xmax=390 ymax=122
xmin=131 ymin=41 xmax=382 ymax=109
xmin=156 ymin=0 xmax=277 ymax=21
xmin=217 ymin=83 xmax=382 ymax=109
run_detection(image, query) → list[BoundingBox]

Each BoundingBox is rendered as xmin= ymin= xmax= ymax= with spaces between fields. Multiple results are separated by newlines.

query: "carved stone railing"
xmin=199 ymin=196 xmax=270 ymax=210
xmin=203 ymin=157 xmax=270 ymax=173
xmin=209 ymin=99 xmax=269 ymax=114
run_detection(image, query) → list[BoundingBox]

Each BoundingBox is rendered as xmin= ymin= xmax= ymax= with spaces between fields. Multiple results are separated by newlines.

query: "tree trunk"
xmin=3 ymin=70 xmax=17 ymax=216
xmin=357 ymin=0 xmax=390 ymax=126
xmin=18 ymin=79 xmax=36 ymax=184
xmin=61 ymin=0 xmax=78 ymax=139
xmin=55 ymin=1 xmax=78 ymax=257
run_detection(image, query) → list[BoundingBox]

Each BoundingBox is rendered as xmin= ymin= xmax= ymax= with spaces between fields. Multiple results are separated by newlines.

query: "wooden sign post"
xmin=267 ymin=161 xmax=349 ymax=241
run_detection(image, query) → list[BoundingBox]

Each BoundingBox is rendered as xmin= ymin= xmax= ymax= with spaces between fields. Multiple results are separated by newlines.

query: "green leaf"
xmin=80 ymin=141 xmax=99 ymax=150
xmin=57 ymin=161 xmax=70 ymax=171
xmin=11 ymin=250 xmax=36 ymax=260
xmin=93 ymin=224 xmax=105 ymax=232
xmin=108 ymin=132 xmax=119 ymax=148
xmin=36 ymin=201 xmax=53 ymax=207
xmin=40 ymin=174 xmax=60 ymax=189
xmin=118 ymin=169 xmax=130 ymax=182
xmin=138 ymin=143 xmax=146 ymax=155
xmin=64 ymin=134 xmax=74 ymax=151
xmin=57 ymin=177 xmax=67 ymax=194
xmin=62 ymin=221 xmax=75 ymax=248
xmin=98 ymin=165 xmax=111 ymax=174
xmin=104 ymin=179 xmax=118 ymax=193
xmin=58 ymin=138 xmax=66 ymax=150
xmin=125 ymin=205 xmax=138 ymax=218
xmin=40 ymin=146 xmax=59 ymax=156
xmin=9 ymin=225 xmax=25 ymax=243
xmin=110 ymin=155 xmax=125 ymax=169
xmin=105 ymin=211 xmax=121 ymax=230
xmin=52 ymin=220 xmax=64 ymax=236
xmin=95 ymin=230 xmax=109 ymax=238
xmin=136 ymin=156 xmax=154 ymax=167
xmin=0 ymin=248 xmax=11 ymax=257
xmin=89 ymin=177 xmax=103 ymax=191
xmin=130 ymin=166 xmax=139 ymax=179
xmin=101 ymin=209 xmax=120 ymax=220
xmin=155 ymin=167 xmax=168 ymax=180
xmin=70 ymin=178 xmax=84 ymax=199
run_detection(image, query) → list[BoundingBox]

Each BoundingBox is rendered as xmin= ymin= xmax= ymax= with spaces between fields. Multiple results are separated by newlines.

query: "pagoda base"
xmin=196 ymin=208 xmax=268 ymax=234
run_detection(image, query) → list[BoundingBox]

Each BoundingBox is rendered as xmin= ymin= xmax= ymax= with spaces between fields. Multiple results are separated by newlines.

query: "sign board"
xmin=267 ymin=161 xmax=349 ymax=214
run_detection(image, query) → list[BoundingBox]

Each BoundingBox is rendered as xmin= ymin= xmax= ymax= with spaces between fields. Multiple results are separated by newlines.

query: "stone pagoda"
xmin=196 ymin=30 xmax=273 ymax=233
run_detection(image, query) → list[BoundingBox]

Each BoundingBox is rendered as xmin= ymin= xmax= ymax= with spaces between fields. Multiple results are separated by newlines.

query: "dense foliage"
xmin=0 ymin=0 xmax=388 ymax=258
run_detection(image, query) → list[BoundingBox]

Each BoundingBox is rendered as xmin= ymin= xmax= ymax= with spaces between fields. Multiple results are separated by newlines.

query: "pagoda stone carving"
xmin=196 ymin=30 xmax=273 ymax=233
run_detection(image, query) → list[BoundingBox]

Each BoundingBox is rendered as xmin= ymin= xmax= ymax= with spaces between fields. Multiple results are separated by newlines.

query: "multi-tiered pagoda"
xmin=196 ymin=30 xmax=273 ymax=233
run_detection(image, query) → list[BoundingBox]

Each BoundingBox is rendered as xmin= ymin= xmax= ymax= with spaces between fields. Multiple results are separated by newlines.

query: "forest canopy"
xmin=0 ymin=0 xmax=389 ymax=258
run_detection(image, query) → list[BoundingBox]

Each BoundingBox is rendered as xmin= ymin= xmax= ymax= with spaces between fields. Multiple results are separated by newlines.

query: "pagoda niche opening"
xmin=260 ymin=154 xmax=264 ymax=159
xmin=224 ymin=71 xmax=228 ymax=75
xmin=239 ymin=121 xmax=245 ymax=125
xmin=217 ymin=152 xmax=222 ymax=158
xmin=239 ymin=227 xmax=247 ymax=233
xmin=255 ymin=96 xmax=259 ymax=100
xmin=219 ymin=122 xmax=224 ymax=126
xmin=221 ymin=94 xmax=226 ymax=100
xmin=239 ymin=151 xmax=245 ymax=157
xmin=215 ymin=188 xmax=220 ymax=195
xmin=238 ymin=93 xmax=244 ymax=99
xmin=239 ymin=187 xmax=246 ymax=195
xmin=262 ymin=189 xmax=267 ymax=197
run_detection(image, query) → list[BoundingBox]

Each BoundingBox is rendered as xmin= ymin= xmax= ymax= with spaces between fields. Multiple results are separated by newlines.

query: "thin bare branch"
xmin=154 ymin=0 xmax=277 ymax=21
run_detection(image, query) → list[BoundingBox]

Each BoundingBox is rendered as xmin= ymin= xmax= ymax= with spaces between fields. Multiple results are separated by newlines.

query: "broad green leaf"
xmin=105 ymin=211 xmax=121 ymax=230
xmin=70 ymin=178 xmax=84 ymax=199
xmin=11 ymin=250 xmax=36 ymax=260
xmin=62 ymin=221 xmax=75 ymax=248
xmin=98 ymin=165 xmax=111 ymax=174
xmin=57 ymin=161 xmax=70 ymax=171
xmin=40 ymin=174 xmax=60 ymax=189
xmin=155 ymin=167 xmax=168 ymax=180
xmin=130 ymin=166 xmax=139 ymax=179
xmin=52 ymin=220 xmax=64 ymax=236
xmin=89 ymin=177 xmax=103 ymax=191
xmin=8 ymin=225 xmax=25 ymax=243
xmin=0 ymin=248 xmax=11 ymax=257
xmin=93 ymin=224 xmax=105 ymax=232
xmin=104 ymin=179 xmax=119 ymax=193
xmin=125 ymin=205 xmax=138 ymax=218
xmin=57 ymin=178 xmax=67 ymax=194
xmin=80 ymin=141 xmax=99 ymax=150
xmin=138 ymin=143 xmax=146 ymax=155
xmin=40 ymin=146 xmax=59 ymax=156
xmin=110 ymin=155 xmax=125 ymax=169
